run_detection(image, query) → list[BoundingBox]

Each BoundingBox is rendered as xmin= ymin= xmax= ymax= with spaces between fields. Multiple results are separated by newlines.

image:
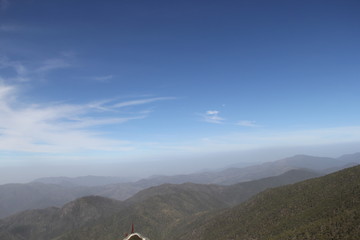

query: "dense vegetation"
xmin=182 ymin=165 xmax=360 ymax=240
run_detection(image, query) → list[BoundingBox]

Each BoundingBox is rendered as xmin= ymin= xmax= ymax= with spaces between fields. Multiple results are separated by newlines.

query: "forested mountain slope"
xmin=0 ymin=169 xmax=319 ymax=240
xmin=182 ymin=165 xmax=360 ymax=240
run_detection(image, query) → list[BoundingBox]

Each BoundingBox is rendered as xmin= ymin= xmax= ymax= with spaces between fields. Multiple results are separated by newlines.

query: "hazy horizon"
xmin=1 ymin=142 xmax=359 ymax=184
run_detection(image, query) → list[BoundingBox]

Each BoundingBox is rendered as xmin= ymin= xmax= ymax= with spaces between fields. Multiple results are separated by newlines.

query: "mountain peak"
xmin=60 ymin=195 xmax=123 ymax=219
xmin=337 ymin=152 xmax=360 ymax=162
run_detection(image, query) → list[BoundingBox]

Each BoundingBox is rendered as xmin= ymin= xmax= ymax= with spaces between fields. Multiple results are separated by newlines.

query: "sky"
xmin=0 ymin=0 xmax=360 ymax=182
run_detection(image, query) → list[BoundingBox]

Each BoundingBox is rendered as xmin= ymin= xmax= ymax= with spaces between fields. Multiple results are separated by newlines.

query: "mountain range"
xmin=0 ymin=168 xmax=321 ymax=239
xmin=33 ymin=176 xmax=137 ymax=187
xmin=0 ymin=153 xmax=359 ymax=239
xmin=0 ymin=153 xmax=359 ymax=219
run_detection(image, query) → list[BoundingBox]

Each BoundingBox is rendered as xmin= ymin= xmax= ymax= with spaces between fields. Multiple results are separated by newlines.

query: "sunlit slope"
xmin=183 ymin=165 xmax=360 ymax=240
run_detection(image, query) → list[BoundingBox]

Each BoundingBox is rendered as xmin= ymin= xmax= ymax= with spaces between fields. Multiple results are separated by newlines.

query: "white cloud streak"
xmin=0 ymin=83 xmax=171 ymax=154
xmin=237 ymin=120 xmax=259 ymax=127
xmin=0 ymin=56 xmax=177 ymax=155
xmin=113 ymin=97 xmax=175 ymax=108
xmin=92 ymin=75 xmax=113 ymax=82
xmin=0 ymin=54 xmax=72 ymax=83
xmin=202 ymin=110 xmax=225 ymax=124
xmin=35 ymin=58 xmax=70 ymax=73
xmin=0 ymin=56 xmax=28 ymax=75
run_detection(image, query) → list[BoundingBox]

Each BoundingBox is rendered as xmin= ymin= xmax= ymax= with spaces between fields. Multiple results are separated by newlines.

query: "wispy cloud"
xmin=0 ymin=83 xmax=172 ymax=154
xmin=92 ymin=75 xmax=113 ymax=82
xmin=0 ymin=55 xmax=71 ymax=82
xmin=200 ymin=109 xmax=259 ymax=126
xmin=237 ymin=120 xmax=260 ymax=127
xmin=0 ymin=56 xmax=176 ymax=155
xmin=0 ymin=56 xmax=29 ymax=81
xmin=0 ymin=56 xmax=27 ymax=74
xmin=113 ymin=97 xmax=175 ymax=108
xmin=202 ymin=110 xmax=225 ymax=124
xmin=35 ymin=58 xmax=70 ymax=73
xmin=0 ymin=83 xmax=16 ymax=103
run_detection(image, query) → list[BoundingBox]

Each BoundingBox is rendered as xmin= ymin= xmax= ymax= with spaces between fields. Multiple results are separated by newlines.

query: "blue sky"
xmin=1 ymin=0 xmax=360 ymax=171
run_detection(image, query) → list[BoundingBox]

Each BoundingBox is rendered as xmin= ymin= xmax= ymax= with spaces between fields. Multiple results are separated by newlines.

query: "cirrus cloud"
xmin=0 ymin=83 xmax=173 ymax=154
xmin=202 ymin=110 xmax=225 ymax=124
xmin=237 ymin=120 xmax=260 ymax=127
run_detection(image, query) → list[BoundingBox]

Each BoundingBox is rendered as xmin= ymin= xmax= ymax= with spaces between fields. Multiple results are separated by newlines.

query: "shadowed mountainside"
xmin=0 ymin=182 xmax=141 ymax=219
xmin=0 ymin=196 xmax=125 ymax=240
xmin=0 ymin=183 xmax=97 ymax=219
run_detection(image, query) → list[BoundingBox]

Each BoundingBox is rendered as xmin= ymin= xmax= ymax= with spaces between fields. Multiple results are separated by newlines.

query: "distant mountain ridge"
xmin=32 ymin=152 xmax=360 ymax=187
xmin=0 ymin=196 xmax=125 ymax=240
xmin=0 ymin=182 xmax=142 ymax=219
xmin=0 ymin=182 xmax=96 ymax=219
xmin=134 ymin=153 xmax=360 ymax=186
xmin=0 ymin=152 xmax=358 ymax=218
xmin=33 ymin=175 xmax=137 ymax=187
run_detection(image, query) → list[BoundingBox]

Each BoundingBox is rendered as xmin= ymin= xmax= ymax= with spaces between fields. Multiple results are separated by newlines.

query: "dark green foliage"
xmin=183 ymin=165 xmax=360 ymax=240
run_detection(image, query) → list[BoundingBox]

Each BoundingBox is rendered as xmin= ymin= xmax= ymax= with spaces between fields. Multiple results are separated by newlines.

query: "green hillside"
xmin=0 ymin=169 xmax=322 ymax=240
xmin=57 ymin=186 xmax=227 ymax=240
xmin=55 ymin=169 xmax=319 ymax=240
xmin=183 ymin=165 xmax=360 ymax=240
